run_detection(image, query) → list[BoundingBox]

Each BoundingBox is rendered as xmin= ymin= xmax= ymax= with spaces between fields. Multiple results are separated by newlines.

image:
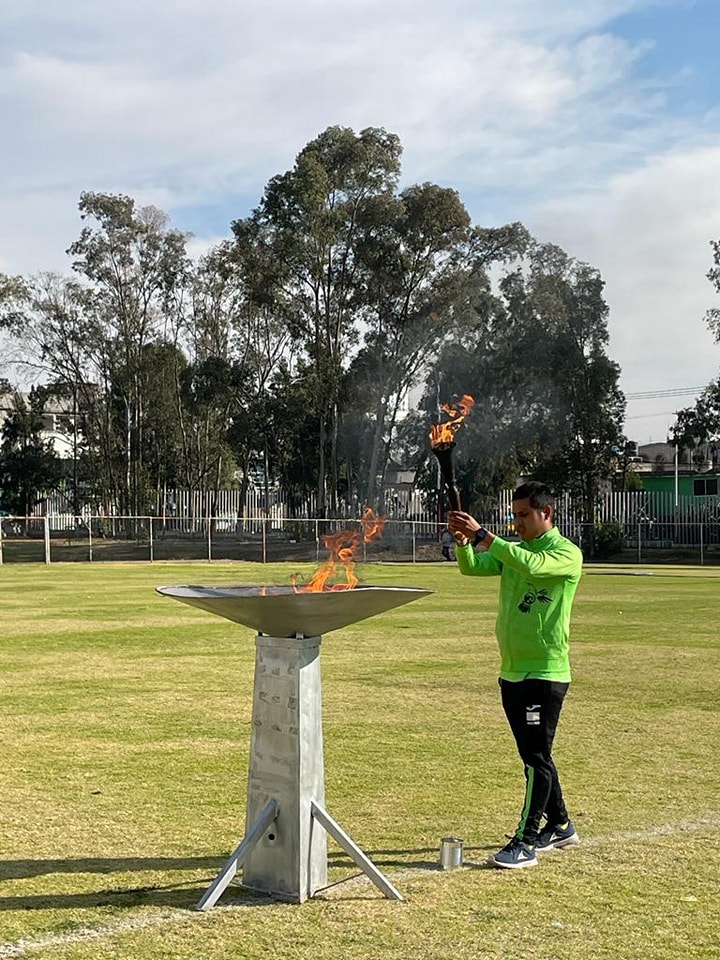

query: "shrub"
xmin=590 ymin=521 xmax=625 ymax=560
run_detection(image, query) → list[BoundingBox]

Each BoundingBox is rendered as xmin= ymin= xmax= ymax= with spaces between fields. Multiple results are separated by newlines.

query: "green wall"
xmin=641 ymin=473 xmax=719 ymax=497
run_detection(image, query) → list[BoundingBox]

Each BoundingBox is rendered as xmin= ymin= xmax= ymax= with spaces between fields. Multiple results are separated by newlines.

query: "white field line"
xmin=0 ymin=913 xmax=189 ymax=959
xmin=1 ymin=817 xmax=718 ymax=957
xmin=581 ymin=816 xmax=720 ymax=846
xmin=0 ymin=898 xmax=268 ymax=959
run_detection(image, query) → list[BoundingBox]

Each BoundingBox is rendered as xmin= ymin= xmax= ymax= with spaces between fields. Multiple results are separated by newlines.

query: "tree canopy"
xmin=0 ymin=124 xmax=632 ymax=525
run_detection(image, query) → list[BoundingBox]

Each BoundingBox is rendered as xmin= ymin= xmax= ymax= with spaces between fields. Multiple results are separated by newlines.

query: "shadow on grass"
xmin=0 ymin=855 xmax=223 ymax=882
xmin=0 ymin=855 xmax=243 ymax=912
xmin=0 ymin=886 xmax=226 ymax=912
xmin=0 ymin=844 xmax=501 ymax=910
xmin=328 ymin=842 xmax=498 ymax=871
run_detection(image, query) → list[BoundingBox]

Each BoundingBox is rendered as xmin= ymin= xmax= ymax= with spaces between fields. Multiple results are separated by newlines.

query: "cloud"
xmin=529 ymin=142 xmax=720 ymax=440
xmin=0 ymin=3 xmax=674 ymax=245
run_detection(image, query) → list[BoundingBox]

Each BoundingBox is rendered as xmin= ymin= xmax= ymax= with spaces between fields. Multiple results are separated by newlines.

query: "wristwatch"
xmin=472 ymin=527 xmax=489 ymax=547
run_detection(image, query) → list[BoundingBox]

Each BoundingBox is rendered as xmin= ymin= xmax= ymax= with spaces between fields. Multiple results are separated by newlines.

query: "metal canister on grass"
xmin=439 ymin=836 xmax=463 ymax=869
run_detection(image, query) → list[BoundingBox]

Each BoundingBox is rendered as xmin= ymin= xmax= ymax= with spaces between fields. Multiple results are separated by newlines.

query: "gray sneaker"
xmin=535 ymin=820 xmax=580 ymax=852
xmin=489 ymin=836 xmax=538 ymax=869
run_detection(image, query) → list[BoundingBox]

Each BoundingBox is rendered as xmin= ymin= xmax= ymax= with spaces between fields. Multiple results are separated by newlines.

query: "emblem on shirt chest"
xmin=518 ymin=583 xmax=552 ymax=613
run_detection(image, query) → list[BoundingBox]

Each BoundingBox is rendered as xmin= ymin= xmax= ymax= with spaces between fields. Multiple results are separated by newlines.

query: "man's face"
xmin=511 ymin=498 xmax=553 ymax=542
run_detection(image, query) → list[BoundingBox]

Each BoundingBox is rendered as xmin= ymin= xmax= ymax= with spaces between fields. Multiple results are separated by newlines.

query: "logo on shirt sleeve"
xmin=518 ymin=584 xmax=552 ymax=614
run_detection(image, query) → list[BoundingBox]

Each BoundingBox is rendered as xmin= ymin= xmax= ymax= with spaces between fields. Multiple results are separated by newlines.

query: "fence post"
xmin=149 ymin=516 xmax=154 ymax=562
xmin=315 ymin=519 xmax=320 ymax=563
xmin=700 ymin=522 xmax=704 ymax=566
xmin=207 ymin=516 xmax=212 ymax=562
xmin=262 ymin=517 xmax=267 ymax=564
xmin=0 ymin=518 xmax=3 ymax=565
xmin=44 ymin=516 xmax=50 ymax=565
xmin=88 ymin=516 xmax=93 ymax=563
xmin=412 ymin=521 xmax=416 ymax=564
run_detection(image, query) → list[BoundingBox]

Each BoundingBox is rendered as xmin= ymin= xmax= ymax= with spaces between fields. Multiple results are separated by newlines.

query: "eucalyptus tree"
xmin=257 ymin=361 xmax=322 ymax=512
xmin=410 ymin=240 xmax=625 ymax=525
xmin=66 ymin=191 xmax=191 ymax=515
xmin=519 ymin=243 xmax=626 ymax=520
xmin=232 ymin=125 xmax=403 ymax=514
xmin=402 ymin=277 xmax=536 ymax=519
xmin=184 ymin=241 xmax=295 ymax=515
xmin=178 ymin=245 xmax=246 ymax=497
xmin=346 ymin=183 xmax=470 ymax=509
xmin=348 ymin=194 xmax=530 ymax=508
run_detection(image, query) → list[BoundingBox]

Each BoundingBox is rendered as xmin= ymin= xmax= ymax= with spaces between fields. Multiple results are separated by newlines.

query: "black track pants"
xmin=500 ymin=677 xmax=570 ymax=845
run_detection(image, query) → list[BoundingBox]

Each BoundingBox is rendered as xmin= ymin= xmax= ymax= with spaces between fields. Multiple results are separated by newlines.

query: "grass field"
xmin=0 ymin=560 xmax=718 ymax=959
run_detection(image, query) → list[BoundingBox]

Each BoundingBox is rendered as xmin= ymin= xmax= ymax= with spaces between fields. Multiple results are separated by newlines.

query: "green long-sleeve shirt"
xmin=456 ymin=526 xmax=583 ymax=682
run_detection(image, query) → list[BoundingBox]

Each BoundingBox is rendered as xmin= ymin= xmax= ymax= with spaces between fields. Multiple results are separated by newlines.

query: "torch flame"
xmin=294 ymin=507 xmax=386 ymax=592
xmin=429 ymin=394 xmax=475 ymax=448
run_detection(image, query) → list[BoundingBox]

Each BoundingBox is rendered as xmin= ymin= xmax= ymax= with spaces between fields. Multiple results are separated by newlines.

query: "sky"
xmin=1 ymin=0 xmax=719 ymax=444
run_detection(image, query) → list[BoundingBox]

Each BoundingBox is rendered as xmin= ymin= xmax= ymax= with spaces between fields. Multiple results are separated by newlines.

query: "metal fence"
xmin=34 ymin=486 xmax=719 ymax=529
xmin=2 ymin=513 xmax=719 ymax=565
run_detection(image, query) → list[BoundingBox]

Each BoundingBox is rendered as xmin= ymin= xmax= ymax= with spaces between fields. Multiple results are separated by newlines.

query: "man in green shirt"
xmin=448 ymin=481 xmax=583 ymax=869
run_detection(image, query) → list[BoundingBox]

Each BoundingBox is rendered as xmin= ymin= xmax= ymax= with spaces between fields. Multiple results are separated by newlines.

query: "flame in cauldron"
xmin=292 ymin=508 xmax=386 ymax=592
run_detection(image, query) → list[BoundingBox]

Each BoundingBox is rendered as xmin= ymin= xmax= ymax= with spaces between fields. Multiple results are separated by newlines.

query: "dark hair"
xmin=512 ymin=481 xmax=554 ymax=510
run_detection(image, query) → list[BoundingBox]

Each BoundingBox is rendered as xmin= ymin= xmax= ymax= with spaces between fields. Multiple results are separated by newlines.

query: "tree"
xmin=406 ymin=241 xmax=625 ymax=530
xmin=0 ymin=388 xmax=62 ymax=519
xmin=1 ymin=196 xmax=295 ymax=517
xmin=0 ymin=272 xmax=100 ymax=512
xmin=0 ymin=194 xmax=196 ymax=517
xmin=232 ymin=126 xmax=403 ymax=514
xmin=262 ymin=363 xmax=323 ymax=511
xmin=704 ymin=239 xmax=720 ymax=342
xmin=66 ymin=192 xmax=191 ymax=515
xmin=521 ymin=244 xmax=626 ymax=522
xmin=671 ymin=378 xmax=720 ymax=469
xmin=670 ymin=241 xmax=720 ymax=464
xmin=184 ymin=242 xmax=295 ymax=516
xmin=346 ymin=184 xmax=473 ymax=509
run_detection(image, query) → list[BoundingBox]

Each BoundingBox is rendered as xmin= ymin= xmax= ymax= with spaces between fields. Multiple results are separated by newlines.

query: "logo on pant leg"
xmin=526 ymin=704 xmax=541 ymax=725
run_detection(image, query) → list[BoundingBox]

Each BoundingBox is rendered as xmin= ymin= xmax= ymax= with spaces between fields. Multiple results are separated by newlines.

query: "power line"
xmin=625 ymin=411 xmax=680 ymax=420
xmin=624 ymin=386 xmax=706 ymax=400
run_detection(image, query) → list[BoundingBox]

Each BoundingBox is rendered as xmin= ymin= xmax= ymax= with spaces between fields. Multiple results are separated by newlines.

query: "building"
xmin=631 ymin=441 xmax=718 ymax=498
xmin=0 ymin=391 xmax=75 ymax=460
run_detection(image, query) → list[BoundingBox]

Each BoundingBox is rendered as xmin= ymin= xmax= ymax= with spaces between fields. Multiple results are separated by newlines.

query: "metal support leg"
xmin=195 ymin=799 xmax=279 ymax=911
xmin=310 ymin=800 xmax=403 ymax=901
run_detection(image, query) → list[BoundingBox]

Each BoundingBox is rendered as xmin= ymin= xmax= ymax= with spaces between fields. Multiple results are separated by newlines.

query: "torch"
xmin=429 ymin=394 xmax=475 ymax=512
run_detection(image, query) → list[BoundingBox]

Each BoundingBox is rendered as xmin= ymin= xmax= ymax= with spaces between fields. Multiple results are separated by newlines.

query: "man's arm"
xmin=448 ymin=510 xmax=501 ymax=576
xmin=455 ymin=541 xmax=503 ymax=577
xmin=487 ymin=537 xmax=581 ymax=578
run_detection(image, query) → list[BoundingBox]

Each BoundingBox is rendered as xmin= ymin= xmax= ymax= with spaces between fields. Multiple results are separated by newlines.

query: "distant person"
xmin=448 ymin=481 xmax=583 ymax=869
xmin=441 ymin=528 xmax=455 ymax=561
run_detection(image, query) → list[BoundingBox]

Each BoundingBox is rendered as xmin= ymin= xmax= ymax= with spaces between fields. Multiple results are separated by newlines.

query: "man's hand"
xmin=448 ymin=510 xmax=481 ymax=545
